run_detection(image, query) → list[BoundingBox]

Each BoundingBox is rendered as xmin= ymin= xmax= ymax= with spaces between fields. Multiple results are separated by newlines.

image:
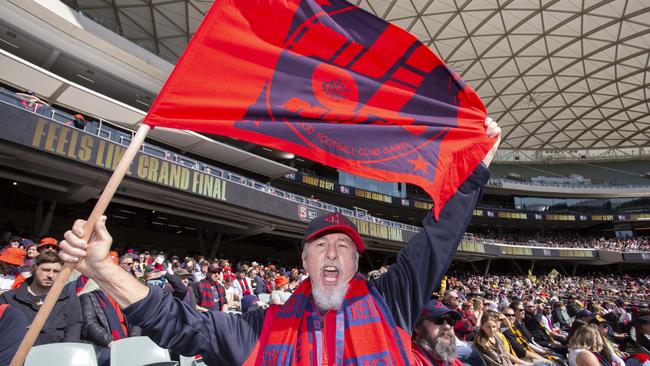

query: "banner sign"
xmin=498 ymin=245 xmax=597 ymax=258
xmin=622 ymin=252 xmax=650 ymax=261
xmin=0 ymin=102 xmax=412 ymax=244
xmin=29 ymin=118 xmax=228 ymax=201
xmin=285 ymin=171 xmax=634 ymax=223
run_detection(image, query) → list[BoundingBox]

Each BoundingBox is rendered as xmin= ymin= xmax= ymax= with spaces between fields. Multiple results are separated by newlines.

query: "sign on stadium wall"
xmin=0 ymin=102 xmax=412 ymax=244
xmin=285 ymin=169 xmax=637 ymax=223
xmin=286 ymin=171 xmax=432 ymax=209
xmin=28 ymin=117 xmax=228 ymax=202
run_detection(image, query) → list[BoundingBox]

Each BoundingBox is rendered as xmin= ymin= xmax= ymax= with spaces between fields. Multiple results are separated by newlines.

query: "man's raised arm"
xmin=59 ymin=216 xmax=264 ymax=365
xmin=373 ymin=118 xmax=501 ymax=332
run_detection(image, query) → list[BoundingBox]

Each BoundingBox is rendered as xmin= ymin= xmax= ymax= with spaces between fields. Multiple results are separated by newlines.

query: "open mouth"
xmin=322 ymin=266 xmax=339 ymax=285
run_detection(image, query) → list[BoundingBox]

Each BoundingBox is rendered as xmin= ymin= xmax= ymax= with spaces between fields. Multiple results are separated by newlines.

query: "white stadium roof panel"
xmin=23 ymin=0 xmax=650 ymax=154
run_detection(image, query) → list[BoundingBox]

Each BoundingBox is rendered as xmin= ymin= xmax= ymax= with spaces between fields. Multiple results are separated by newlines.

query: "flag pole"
xmin=10 ymin=122 xmax=151 ymax=366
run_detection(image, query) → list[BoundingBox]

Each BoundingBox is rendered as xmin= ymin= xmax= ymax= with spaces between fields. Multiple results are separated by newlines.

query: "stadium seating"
xmin=179 ymin=355 xmax=208 ymax=366
xmin=258 ymin=293 xmax=271 ymax=304
xmin=110 ymin=336 xmax=173 ymax=366
xmin=25 ymin=342 xmax=98 ymax=366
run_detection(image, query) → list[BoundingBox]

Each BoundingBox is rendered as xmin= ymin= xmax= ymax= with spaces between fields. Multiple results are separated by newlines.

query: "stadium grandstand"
xmin=0 ymin=1 xmax=648 ymax=365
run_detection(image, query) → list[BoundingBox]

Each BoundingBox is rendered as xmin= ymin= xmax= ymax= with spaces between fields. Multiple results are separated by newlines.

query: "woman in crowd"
xmin=568 ymin=324 xmax=615 ymax=366
xmin=592 ymin=316 xmax=627 ymax=365
xmin=475 ymin=310 xmax=534 ymax=366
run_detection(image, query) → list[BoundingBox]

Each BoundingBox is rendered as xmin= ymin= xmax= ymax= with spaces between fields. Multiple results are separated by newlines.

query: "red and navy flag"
xmin=144 ymin=0 xmax=495 ymax=219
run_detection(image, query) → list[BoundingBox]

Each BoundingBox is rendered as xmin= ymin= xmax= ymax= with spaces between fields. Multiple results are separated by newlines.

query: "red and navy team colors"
xmin=143 ymin=0 xmax=495 ymax=219
xmin=122 ymin=165 xmax=490 ymax=365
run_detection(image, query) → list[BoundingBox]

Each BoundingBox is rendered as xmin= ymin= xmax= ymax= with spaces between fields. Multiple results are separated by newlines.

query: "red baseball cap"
xmin=38 ymin=237 xmax=58 ymax=248
xmin=275 ymin=276 xmax=289 ymax=288
xmin=0 ymin=247 xmax=26 ymax=266
xmin=301 ymin=212 xmax=364 ymax=253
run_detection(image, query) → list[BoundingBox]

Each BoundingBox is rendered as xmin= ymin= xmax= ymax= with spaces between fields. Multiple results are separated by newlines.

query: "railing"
xmin=461 ymin=233 xmax=650 ymax=253
xmin=487 ymin=177 xmax=650 ymax=189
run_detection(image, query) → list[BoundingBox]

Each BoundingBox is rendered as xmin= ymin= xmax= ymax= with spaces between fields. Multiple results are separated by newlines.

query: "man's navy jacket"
xmin=124 ymin=165 xmax=490 ymax=365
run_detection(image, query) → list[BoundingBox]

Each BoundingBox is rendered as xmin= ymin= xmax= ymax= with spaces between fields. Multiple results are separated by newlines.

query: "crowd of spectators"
xmin=467 ymin=231 xmax=650 ymax=252
xmin=430 ymin=270 xmax=650 ymax=365
xmin=0 ymin=232 xmax=311 ymax=365
xmin=1 ymin=229 xmax=649 ymax=365
xmin=444 ymin=270 xmax=649 ymax=314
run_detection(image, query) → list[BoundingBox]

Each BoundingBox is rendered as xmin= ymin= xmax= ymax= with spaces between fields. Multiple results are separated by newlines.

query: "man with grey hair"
xmin=59 ymin=121 xmax=501 ymax=364
xmin=443 ymin=290 xmax=462 ymax=310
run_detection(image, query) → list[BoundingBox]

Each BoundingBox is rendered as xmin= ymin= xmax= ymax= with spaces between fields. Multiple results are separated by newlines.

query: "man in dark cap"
xmin=194 ymin=264 xmax=227 ymax=312
xmin=565 ymin=295 xmax=581 ymax=318
xmin=161 ymin=268 xmax=196 ymax=309
xmin=59 ymin=122 xmax=500 ymax=365
xmin=575 ymin=309 xmax=593 ymax=323
xmin=412 ymin=299 xmax=466 ymax=366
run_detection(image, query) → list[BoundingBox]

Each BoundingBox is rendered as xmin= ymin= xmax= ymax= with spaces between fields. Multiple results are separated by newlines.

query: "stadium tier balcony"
xmin=1 ymin=86 xmax=648 ymax=254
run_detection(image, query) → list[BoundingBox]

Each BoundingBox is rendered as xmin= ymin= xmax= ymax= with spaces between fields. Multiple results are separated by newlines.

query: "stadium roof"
xmin=56 ymin=0 xmax=650 ymax=154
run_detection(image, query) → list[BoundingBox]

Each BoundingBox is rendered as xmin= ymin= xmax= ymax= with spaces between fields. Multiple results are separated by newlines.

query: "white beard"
xmin=432 ymin=333 xmax=457 ymax=362
xmin=312 ymin=280 xmax=349 ymax=311
xmin=418 ymin=329 xmax=457 ymax=362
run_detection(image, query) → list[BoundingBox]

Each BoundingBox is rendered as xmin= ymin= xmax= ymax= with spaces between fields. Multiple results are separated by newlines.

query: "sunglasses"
xmin=515 ymin=308 xmax=525 ymax=311
xmin=504 ymin=313 xmax=515 ymax=317
xmin=432 ymin=315 xmax=458 ymax=326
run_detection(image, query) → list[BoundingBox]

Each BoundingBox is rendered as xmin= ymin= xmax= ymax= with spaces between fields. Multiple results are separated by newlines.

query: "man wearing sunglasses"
xmin=501 ymin=306 xmax=557 ymax=365
xmin=413 ymin=299 xmax=475 ymax=366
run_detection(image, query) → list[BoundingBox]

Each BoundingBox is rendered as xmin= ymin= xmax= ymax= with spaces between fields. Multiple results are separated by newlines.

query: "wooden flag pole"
xmin=10 ymin=123 xmax=151 ymax=366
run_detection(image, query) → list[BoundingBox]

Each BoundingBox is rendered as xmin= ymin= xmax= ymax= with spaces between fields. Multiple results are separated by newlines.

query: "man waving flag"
xmin=144 ymin=0 xmax=495 ymax=218
xmin=43 ymin=2 xmax=504 ymax=365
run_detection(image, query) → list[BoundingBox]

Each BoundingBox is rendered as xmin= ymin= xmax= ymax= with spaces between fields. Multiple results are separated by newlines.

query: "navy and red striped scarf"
xmin=243 ymin=274 xmax=411 ymax=365
xmin=95 ymin=291 xmax=127 ymax=341
xmin=197 ymin=279 xmax=226 ymax=309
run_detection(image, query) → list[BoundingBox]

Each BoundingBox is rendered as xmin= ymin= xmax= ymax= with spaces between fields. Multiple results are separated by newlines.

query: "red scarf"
xmin=96 ymin=291 xmax=128 ymax=340
xmin=243 ymin=274 xmax=411 ymax=365
xmin=238 ymin=278 xmax=252 ymax=296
